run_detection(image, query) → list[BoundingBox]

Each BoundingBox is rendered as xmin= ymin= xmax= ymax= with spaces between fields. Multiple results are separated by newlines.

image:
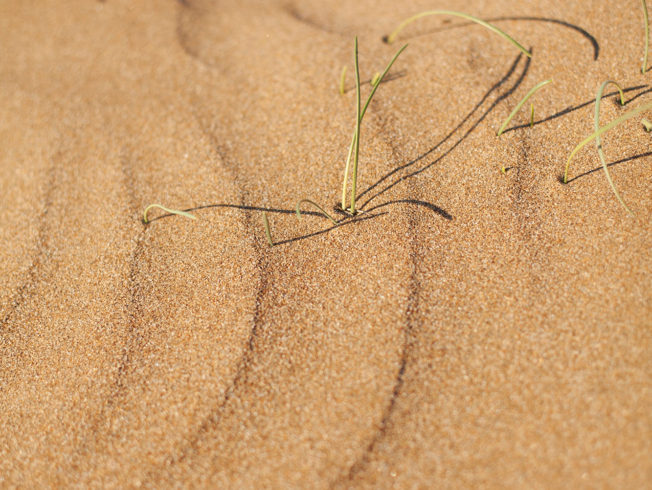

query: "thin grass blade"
xmin=142 ymin=204 xmax=196 ymax=224
xmin=262 ymin=211 xmax=274 ymax=247
xmin=386 ymin=10 xmax=531 ymax=58
xmin=497 ymin=79 xmax=552 ymax=136
xmin=593 ymin=81 xmax=633 ymax=215
xmin=295 ymin=199 xmax=338 ymax=224
xmin=643 ymin=0 xmax=650 ymax=74
xmin=563 ymin=100 xmax=652 ymax=183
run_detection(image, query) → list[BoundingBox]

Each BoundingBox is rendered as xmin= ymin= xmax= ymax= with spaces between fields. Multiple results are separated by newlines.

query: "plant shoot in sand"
xmin=262 ymin=211 xmax=274 ymax=247
xmin=643 ymin=0 xmax=650 ymax=74
xmin=300 ymin=37 xmax=407 ymax=219
xmin=496 ymin=79 xmax=552 ymax=173
xmin=563 ymin=100 xmax=652 ymax=185
xmin=591 ymin=81 xmax=634 ymax=216
xmin=497 ymin=79 xmax=552 ymax=137
xmin=142 ymin=204 xmax=196 ymax=224
xmin=340 ymin=38 xmax=408 ymax=215
xmin=385 ymin=10 xmax=531 ymax=59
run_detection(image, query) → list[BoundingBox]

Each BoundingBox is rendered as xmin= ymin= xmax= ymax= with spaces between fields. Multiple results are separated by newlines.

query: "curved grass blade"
xmin=497 ymin=79 xmax=552 ymax=136
xmin=530 ymin=102 xmax=534 ymax=128
xmin=643 ymin=0 xmax=650 ymax=74
xmin=142 ymin=204 xmax=196 ymax=224
xmin=593 ymin=81 xmax=633 ymax=215
xmin=262 ymin=211 xmax=274 ymax=247
xmin=386 ymin=10 xmax=531 ymax=58
xmin=563 ymin=100 xmax=652 ymax=183
xmin=295 ymin=199 xmax=338 ymax=224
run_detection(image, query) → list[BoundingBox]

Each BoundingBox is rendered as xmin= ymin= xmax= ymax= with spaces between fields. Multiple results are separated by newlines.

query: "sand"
xmin=0 ymin=0 xmax=650 ymax=487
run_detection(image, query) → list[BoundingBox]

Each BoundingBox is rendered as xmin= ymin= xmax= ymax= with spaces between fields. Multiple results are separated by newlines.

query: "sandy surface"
xmin=0 ymin=0 xmax=650 ymax=487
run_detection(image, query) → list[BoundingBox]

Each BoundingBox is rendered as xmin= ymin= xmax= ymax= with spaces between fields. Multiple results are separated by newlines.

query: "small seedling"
xmin=563 ymin=100 xmax=652 ymax=183
xmin=262 ymin=211 xmax=274 ymax=247
xmin=339 ymin=66 xmax=347 ymax=95
xmin=497 ymin=79 xmax=552 ymax=136
xmin=643 ymin=0 xmax=650 ymax=74
xmin=142 ymin=204 xmax=196 ymax=224
xmin=340 ymin=38 xmax=408 ymax=215
xmin=530 ymin=103 xmax=535 ymax=128
xmin=593 ymin=81 xmax=633 ymax=216
xmin=385 ymin=10 xmax=531 ymax=58
xmin=370 ymin=72 xmax=381 ymax=86
xmin=295 ymin=199 xmax=338 ymax=224
xmin=643 ymin=118 xmax=652 ymax=131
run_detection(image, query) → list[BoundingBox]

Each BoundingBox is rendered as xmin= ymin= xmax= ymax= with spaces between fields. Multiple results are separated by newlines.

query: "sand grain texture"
xmin=0 ymin=0 xmax=650 ymax=488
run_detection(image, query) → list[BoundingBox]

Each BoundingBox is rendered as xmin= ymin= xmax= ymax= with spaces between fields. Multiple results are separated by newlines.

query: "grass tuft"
xmin=142 ymin=204 xmax=196 ymax=224
xmin=340 ymin=38 xmax=408 ymax=215
xmin=262 ymin=211 xmax=274 ymax=247
xmin=497 ymin=79 xmax=552 ymax=136
xmin=386 ymin=10 xmax=531 ymax=58
xmin=563 ymin=100 xmax=652 ymax=183
xmin=643 ymin=0 xmax=650 ymax=74
xmin=295 ymin=199 xmax=338 ymax=224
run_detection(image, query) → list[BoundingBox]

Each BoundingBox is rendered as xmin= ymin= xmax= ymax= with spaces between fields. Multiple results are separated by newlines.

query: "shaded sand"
xmin=0 ymin=0 xmax=650 ymax=487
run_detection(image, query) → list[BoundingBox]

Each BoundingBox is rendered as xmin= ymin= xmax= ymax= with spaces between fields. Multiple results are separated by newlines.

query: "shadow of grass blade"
xmin=142 ymin=204 xmax=197 ymax=224
xmin=593 ymin=81 xmax=634 ymax=215
xmin=386 ymin=10 xmax=531 ymax=58
xmin=497 ymin=79 xmax=552 ymax=136
xmin=563 ymin=100 xmax=652 ymax=183
xmin=295 ymin=199 xmax=338 ymax=224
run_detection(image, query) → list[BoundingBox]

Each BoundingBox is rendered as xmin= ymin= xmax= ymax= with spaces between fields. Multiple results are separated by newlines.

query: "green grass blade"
xmin=350 ymin=36 xmax=362 ymax=215
xmin=530 ymin=103 xmax=534 ymax=128
xmin=295 ymin=199 xmax=338 ymax=224
xmin=339 ymin=66 xmax=347 ymax=95
xmin=340 ymin=131 xmax=356 ymax=210
xmin=262 ymin=211 xmax=274 ymax=247
xmin=360 ymin=44 xmax=408 ymax=121
xmin=386 ymin=10 xmax=531 ymax=58
xmin=497 ymin=79 xmax=552 ymax=136
xmin=349 ymin=43 xmax=408 ymax=214
xmin=643 ymin=118 xmax=652 ymax=131
xmin=142 ymin=204 xmax=196 ymax=224
xmin=563 ymin=100 xmax=652 ymax=183
xmin=593 ymin=81 xmax=633 ymax=215
xmin=643 ymin=0 xmax=650 ymax=74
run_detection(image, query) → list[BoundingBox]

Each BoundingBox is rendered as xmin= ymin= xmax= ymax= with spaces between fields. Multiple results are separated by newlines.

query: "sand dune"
xmin=1 ymin=0 xmax=650 ymax=487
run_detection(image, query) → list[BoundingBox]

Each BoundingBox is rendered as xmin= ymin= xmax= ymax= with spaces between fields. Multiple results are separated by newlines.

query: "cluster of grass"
xmin=144 ymin=7 xmax=651 ymax=241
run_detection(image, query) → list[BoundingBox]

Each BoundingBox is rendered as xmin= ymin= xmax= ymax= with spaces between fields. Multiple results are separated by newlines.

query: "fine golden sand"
xmin=1 ymin=0 xmax=650 ymax=487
